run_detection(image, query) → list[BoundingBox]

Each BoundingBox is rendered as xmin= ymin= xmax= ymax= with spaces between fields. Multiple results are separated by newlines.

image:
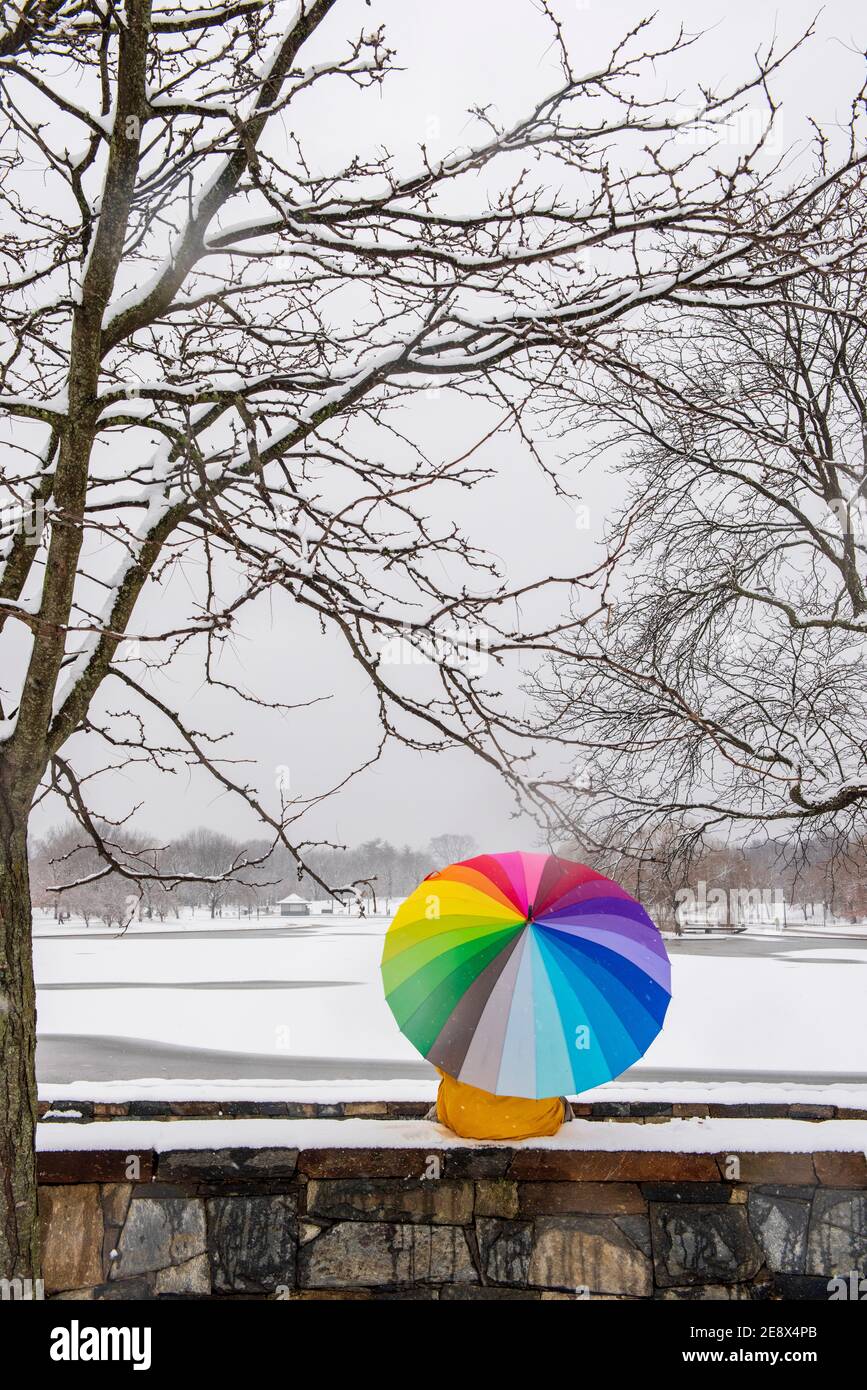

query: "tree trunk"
xmin=0 ymin=812 xmax=40 ymax=1280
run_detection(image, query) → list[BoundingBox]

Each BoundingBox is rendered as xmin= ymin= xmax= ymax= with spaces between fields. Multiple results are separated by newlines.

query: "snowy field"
xmin=33 ymin=910 xmax=867 ymax=1109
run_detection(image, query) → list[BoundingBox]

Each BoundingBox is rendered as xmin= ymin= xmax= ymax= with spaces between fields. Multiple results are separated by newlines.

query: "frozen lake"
xmin=33 ymin=913 xmax=867 ymax=1105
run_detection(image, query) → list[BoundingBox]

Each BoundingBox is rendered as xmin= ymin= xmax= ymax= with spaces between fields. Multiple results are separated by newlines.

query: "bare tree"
xmin=172 ymin=828 xmax=249 ymax=916
xmin=535 ymin=181 xmax=867 ymax=876
xmin=0 ymin=0 xmax=864 ymax=1276
xmin=31 ymin=822 xmax=107 ymax=924
xmin=428 ymin=832 xmax=477 ymax=866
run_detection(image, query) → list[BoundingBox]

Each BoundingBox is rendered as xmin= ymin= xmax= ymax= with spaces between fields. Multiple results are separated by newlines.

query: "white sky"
xmin=29 ymin=0 xmax=867 ymax=855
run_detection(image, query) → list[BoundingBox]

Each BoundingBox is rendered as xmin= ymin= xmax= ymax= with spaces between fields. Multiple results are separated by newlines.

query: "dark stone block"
xmin=650 ymin=1204 xmax=764 ymax=1287
xmin=158 ymin=1150 xmax=245 ymax=1182
xmin=234 ymin=1148 xmax=299 ymax=1179
xmin=305 ymin=1178 xmax=472 ymax=1224
xmin=111 ymin=1197 xmax=206 ymax=1280
xmin=38 ymin=1151 xmax=154 ymax=1184
xmin=475 ymin=1180 xmax=519 ymax=1218
xmin=654 ymin=1284 xmax=752 ymax=1301
xmin=747 ymin=1278 xmax=775 ymax=1301
xmin=788 ymin=1105 xmax=836 ymax=1122
xmin=128 ymin=1102 xmax=171 ymax=1118
xmin=807 ymin=1189 xmax=867 ymax=1276
xmin=641 ymin=1184 xmax=734 ymax=1205
xmin=232 ymin=1102 xmax=289 ymax=1119
xmin=168 ymin=1102 xmax=228 ymax=1118
xmin=747 ymin=1191 xmax=810 ymax=1273
xmin=297 ymin=1148 xmax=432 ymax=1179
xmin=615 ymin=1214 xmax=652 ymax=1258
xmin=368 ymin=1288 xmax=442 ymax=1300
xmin=509 ymin=1151 xmax=720 ymax=1183
xmin=746 ymin=1105 xmax=795 ymax=1119
xmin=207 ymin=1195 xmax=297 ymax=1294
xmin=813 ymin=1152 xmax=867 ymax=1187
xmin=157 ymin=1148 xmax=298 ymax=1183
xmin=590 ymin=1103 xmax=631 ymax=1118
xmin=443 ymin=1148 xmax=514 ymax=1180
xmin=441 ymin=1286 xmax=540 ymax=1300
xmin=132 ymin=1181 xmax=198 ymax=1199
xmin=754 ymin=1185 xmax=818 ymax=1201
xmin=518 ymin=1181 xmax=645 ymax=1216
xmin=476 ymin=1218 xmax=533 ymax=1286
xmin=279 ymin=1289 xmax=373 ymax=1300
xmin=771 ymin=1274 xmax=837 ymax=1300
xmin=630 ymin=1104 xmax=673 ymax=1118
xmin=51 ymin=1277 xmax=153 ymax=1301
xmin=729 ymin=1154 xmax=816 ymax=1185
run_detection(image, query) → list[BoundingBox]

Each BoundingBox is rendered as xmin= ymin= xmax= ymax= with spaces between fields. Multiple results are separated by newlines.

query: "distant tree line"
xmin=563 ymin=829 xmax=867 ymax=933
xmin=28 ymin=822 xmax=867 ymax=931
xmin=28 ymin=826 xmax=479 ymax=925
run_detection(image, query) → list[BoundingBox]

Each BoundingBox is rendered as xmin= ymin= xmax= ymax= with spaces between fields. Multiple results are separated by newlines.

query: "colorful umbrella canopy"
xmin=381 ymin=851 xmax=671 ymax=1099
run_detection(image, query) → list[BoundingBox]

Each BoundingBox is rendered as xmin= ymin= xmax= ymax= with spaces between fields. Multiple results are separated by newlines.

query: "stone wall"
xmin=35 ymin=1142 xmax=867 ymax=1300
xmin=38 ymin=1098 xmax=867 ymax=1121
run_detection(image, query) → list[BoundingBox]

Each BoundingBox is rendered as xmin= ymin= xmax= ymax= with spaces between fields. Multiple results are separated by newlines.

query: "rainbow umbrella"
xmin=381 ymin=851 xmax=671 ymax=1099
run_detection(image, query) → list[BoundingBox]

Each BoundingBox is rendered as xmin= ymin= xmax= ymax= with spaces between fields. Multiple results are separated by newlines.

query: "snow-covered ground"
xmin=35 ymin=1116 xmax=867 ymax=1155
xmin=33 ymin=910 xmax=867 ymax=1109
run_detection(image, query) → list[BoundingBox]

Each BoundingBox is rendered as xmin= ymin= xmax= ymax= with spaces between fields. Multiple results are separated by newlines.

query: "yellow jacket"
xmin=435 ymin=1069 xmax=565 ymax=1140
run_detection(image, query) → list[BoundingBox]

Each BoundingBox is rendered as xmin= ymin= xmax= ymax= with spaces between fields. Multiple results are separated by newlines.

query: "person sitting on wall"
xmin=426 ymin=1068 xmax=573 ymax=1141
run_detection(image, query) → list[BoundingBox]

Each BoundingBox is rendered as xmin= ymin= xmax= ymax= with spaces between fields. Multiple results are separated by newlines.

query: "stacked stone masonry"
xmin=34 ymin=1142 xmax=867 ymax=1300
xmin=38 ymin=1099 xmax=867 ymax=1122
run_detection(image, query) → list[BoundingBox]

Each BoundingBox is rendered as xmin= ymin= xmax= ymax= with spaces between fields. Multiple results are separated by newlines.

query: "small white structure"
xmin=277 ymin=893 xmax=311 ymax=917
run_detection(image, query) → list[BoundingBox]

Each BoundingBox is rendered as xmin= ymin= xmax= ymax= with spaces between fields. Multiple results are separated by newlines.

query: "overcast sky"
xmin=30 ymin=0 xmax=867 ymax=856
